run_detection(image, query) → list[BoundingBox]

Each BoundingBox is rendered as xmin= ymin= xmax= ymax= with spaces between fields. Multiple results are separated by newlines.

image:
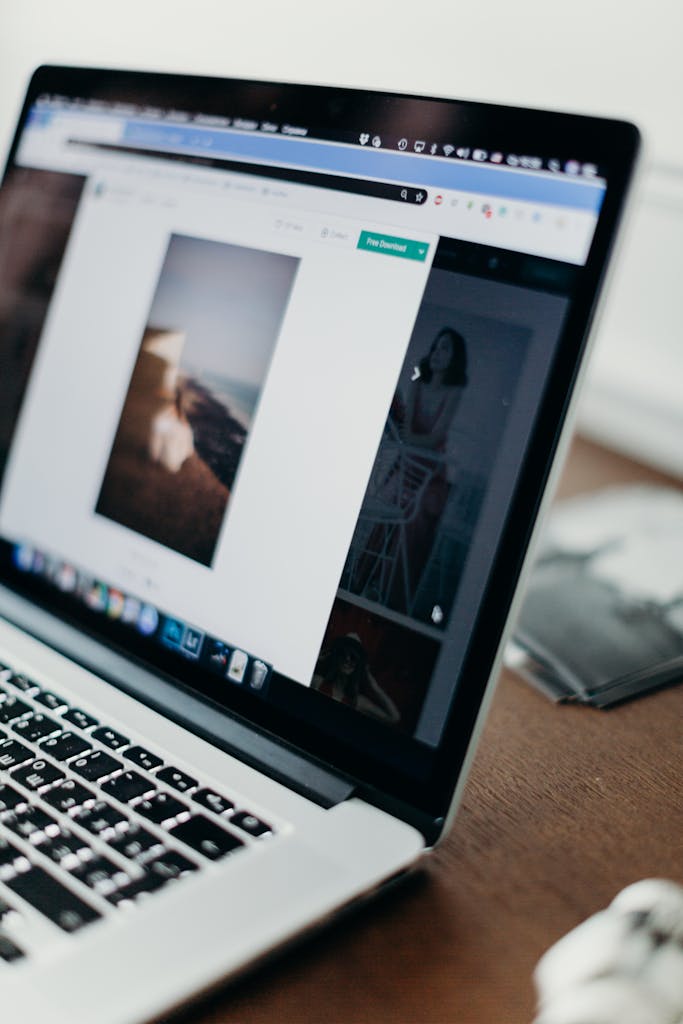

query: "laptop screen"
xmin=0 ymin=69 xmax=637 ymax=821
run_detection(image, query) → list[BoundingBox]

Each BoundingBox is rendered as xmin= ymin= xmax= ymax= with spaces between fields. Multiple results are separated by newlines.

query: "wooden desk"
xmin=180 ymin=438 xmax=682 ymax=1024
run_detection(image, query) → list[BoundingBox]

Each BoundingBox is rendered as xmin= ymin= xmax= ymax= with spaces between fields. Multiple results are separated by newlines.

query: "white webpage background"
xmin=0 ymin=174 xmax=435 ymax=684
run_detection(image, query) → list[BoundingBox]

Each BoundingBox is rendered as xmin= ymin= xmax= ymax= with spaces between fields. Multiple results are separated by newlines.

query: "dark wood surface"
xmin=180 ymin=437 xmax=683 ymax=1024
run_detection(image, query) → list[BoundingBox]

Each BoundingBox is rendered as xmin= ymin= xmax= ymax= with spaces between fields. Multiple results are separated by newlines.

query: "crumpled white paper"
xmin=534 ymin=879 xmax=683 ymax=1024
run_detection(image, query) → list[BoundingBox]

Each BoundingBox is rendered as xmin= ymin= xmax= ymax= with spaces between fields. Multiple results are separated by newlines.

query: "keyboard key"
xmin=231 ymin=811 xmax=272 ymax=838
xmin=91 ymin=726 xmax=129 ymax=750
xmin=136 ymin=793 xmax=188 ymax=826
xmin=192 ymin=788 xmax=234 ymax=816
xmin=34 ymin=690 xmax=67 ymax=712
xmin=0 ymin=738 xmax=33 ymax=769
xmin=0 ymin=697 xmax=31 ymax=724
xmin=11 ymin=759 xmax=65 ymax=791
xmin=0 ymin=896 xmax=15 ymax=920
xmin=125 ymin=746 xmax=163 ymax=772
xmin=0 ymin=934 xmax=25 ymax=963
xmin=157 ymin=766 xmax=198 ymax=793
xmin=0 ymin=782 xmax=27 ymax=813
xmin=101 ymin=770 xmax=155 ymax=804
xmin=70 ymin=856 xmax=129 ymax=895
xmin=73 ymin=801 xmax=129 ymax=838
xmin=146 ymin=850 xmax=197 ymax=881
xmin=6 ymin=674 xmax=38 ymax=694
xmin=106 ymin=871 xmax=166 ymax=907
xmin=71 ymin=749 xmax=122 ymax=781
xmin=169 ymin=816 xmax=244 ymax=861
xmin=42 ymin=779 xmax=96 ymax=813
xmin=62 ymin=708 xmax=98 ymax=731
xmin=4 ymin=805 xmax=60 ymax=843
xmin=107 ymin=824 xmax=164 ymax=862
xmin=7 ymin=866 xmax=100 ymax=932
xmin=13 ymin=714 xmax=60 ymax=743
xmin=40 ymin=731 xmax=92 ymax=761
xmin=0 ymin=835 xmax=24 ymax=874
xmin=41 ymin=830 xmax=91 ymax=868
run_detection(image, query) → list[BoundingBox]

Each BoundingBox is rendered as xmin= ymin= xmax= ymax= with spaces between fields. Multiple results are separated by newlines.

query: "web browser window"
xmin=0 ymin=95 xmax=605 ymax=743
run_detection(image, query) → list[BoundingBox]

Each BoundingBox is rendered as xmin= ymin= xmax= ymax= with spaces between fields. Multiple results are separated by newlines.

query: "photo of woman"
xmin=312 ymin=633 xmax=400 ymax=724
xmin=395 ymin=327 xmax=469 ymax=605
xmin=399 ymin=326 xmax=468 ymax=452
xmin=309 ymin=598 xmax=442 ymax=732
xmin=340 ymin=290 xmax=529 ymax=628
xmin=342 ymin=326 xmax=468 ymax=617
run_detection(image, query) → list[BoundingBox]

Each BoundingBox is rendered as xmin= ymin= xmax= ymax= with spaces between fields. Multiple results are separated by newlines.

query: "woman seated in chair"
xmin=393 ymin=326 xmax=469 ymax=611
xmin=312 ymin=633 xmax=400 ymax=725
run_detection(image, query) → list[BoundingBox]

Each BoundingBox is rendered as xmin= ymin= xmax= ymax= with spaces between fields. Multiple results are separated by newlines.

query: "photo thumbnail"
xmin=341 ymin=298 xmax=529 ymax=626
xmin=311 ymin=596 xmax=440 ymax=732
xmin=96 ymin=233 xmax=299 ymax=566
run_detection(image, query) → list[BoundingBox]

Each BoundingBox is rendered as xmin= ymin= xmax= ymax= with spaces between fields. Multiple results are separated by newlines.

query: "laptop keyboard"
xmin=0 ymin=663 xmax=276 ymax=963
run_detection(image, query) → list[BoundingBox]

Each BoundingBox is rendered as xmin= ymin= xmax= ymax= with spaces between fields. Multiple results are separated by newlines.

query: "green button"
xmin=357 ymin=231 xmax=429 ymax=262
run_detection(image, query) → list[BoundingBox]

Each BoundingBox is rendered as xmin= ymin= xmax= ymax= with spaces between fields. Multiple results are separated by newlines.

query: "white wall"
xmin=1 ymin=0 xmax=682 ymax=475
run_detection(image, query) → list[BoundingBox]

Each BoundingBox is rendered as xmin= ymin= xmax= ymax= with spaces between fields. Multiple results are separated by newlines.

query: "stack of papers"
xmin=508 ymin=485 xmax=683 ymax=707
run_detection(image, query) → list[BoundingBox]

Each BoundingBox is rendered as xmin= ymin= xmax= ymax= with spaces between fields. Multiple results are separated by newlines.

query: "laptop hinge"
xmin=0 ymin=585 xmax=356 ymax=809
xmin=356 ymin=784 xmax=443 ymax=847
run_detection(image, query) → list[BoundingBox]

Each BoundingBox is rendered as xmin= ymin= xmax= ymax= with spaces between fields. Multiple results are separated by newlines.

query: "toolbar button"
xmin=357 ymin=231 xmax=429 ymax=262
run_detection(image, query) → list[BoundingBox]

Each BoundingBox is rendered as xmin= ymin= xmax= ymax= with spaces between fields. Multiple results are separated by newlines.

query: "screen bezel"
xmin=0 ymin=65 xmax=640 ymax=835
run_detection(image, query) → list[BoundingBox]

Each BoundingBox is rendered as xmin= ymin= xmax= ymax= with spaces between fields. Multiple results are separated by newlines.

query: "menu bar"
xmin=33 ymin=94 xmax=606 ymax=183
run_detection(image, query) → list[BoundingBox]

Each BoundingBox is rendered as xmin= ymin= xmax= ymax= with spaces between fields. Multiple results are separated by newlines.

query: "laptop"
xmin=0 ymin=66 xmax=638 ymax=1023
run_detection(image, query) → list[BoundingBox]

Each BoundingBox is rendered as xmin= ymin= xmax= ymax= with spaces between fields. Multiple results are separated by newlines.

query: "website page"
xmin=0 ymin=98 xmax=603 ymax=743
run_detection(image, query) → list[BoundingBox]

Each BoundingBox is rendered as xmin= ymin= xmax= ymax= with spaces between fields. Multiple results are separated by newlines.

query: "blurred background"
xmin=1 ymin=0 xmax=681 ymax=477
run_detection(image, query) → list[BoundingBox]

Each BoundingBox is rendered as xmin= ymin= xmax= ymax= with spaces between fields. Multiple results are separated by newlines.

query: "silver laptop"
xmin=0 ymin=67 xmax=638 ymax=1023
